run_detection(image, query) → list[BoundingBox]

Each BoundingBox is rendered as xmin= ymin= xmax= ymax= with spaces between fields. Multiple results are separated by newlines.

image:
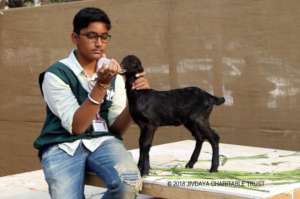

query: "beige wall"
xmin=0 ymin=0 xmax=299 ymax=176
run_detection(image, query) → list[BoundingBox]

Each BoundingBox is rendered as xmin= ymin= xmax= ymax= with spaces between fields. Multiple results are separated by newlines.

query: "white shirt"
xmin=42 ymin=49 xmax=127 ymax=156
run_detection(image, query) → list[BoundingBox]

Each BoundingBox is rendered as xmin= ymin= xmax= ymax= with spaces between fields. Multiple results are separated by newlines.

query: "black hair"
xmin=73 ymin=7 xmax=111 ymax=34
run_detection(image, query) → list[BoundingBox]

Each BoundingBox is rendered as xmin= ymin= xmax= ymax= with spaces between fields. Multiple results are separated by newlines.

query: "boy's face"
xmin=72 ymin=22 xmax=110 ymax=62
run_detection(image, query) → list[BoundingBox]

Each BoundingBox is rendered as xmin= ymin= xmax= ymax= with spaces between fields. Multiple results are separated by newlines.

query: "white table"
xmin=1 ymin=140 xmax=299 ymax=199
xmin=88 ymin=140 xmax=300 ymax=199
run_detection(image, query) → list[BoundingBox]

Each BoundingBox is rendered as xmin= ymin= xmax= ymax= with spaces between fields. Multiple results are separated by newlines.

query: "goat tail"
xmin=214 ymin=96 xmax=225 ymax=105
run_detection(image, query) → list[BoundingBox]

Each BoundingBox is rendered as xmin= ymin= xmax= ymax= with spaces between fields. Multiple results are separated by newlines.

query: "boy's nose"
xmin=95 ymin=38 xmax=102 ymax=47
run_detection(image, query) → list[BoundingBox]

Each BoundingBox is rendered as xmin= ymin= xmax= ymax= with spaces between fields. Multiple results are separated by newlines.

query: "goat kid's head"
xmin=121 ymin=55 xmax=144 ymax=91
xmin=121 ymin=55 xmax=144 ymax=79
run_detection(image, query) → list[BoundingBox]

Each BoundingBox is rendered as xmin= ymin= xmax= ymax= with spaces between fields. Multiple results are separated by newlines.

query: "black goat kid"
xmin=121 ymin=55 xmax=225 ymax=176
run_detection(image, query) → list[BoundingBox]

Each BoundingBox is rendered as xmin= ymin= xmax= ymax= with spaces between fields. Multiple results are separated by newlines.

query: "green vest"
xmin=34 ymin=62 xmax=116 ymax=153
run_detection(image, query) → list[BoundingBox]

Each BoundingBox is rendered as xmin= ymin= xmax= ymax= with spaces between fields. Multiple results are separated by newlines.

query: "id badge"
xmin=92 ymin=114 xmax=108 ymax=132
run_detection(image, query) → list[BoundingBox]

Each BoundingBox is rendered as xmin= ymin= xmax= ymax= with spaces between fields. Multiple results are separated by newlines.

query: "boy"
xmin=34 ymin=7 xmax=149 ymax=199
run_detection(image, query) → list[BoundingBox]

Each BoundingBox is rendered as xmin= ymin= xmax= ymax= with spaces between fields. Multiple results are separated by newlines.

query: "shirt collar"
xmin=59 ymin=49 xmax=85 ymax=76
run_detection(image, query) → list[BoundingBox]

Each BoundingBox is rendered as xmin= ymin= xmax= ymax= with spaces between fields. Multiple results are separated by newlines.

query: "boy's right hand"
xmin=96 ymin=58 xmax=121 ymax=86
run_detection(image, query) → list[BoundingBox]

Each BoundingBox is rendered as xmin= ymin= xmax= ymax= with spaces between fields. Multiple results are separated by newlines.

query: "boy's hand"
xmin=132 ymin=72 xmax=150 ymax=90
xmin=97 ymin=58 xmax=121 ymax=85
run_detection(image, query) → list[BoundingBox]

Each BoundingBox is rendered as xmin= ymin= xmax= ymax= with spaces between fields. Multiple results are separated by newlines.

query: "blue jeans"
xmin=41 ymin=138 xmax=142 ymax=199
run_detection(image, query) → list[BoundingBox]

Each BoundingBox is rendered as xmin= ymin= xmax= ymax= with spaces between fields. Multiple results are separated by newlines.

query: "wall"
xmin=0 ymin=0 xmax=299 ymax=176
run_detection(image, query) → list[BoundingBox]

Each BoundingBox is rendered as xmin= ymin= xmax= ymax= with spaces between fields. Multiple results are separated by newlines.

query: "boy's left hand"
xmin=132 ymin=72 xmax=150 ymax=90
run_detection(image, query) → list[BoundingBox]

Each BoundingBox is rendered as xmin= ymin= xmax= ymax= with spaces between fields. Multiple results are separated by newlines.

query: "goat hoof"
xmin=140 ymin=169 xmax=149 ymax=176
xmin=138 ymin=166 xmax=150 ymax=176
xmin=209 ymin=168 xmax=218 ymax=172
xmin=185 ymin=162 xmax=194 ymax=168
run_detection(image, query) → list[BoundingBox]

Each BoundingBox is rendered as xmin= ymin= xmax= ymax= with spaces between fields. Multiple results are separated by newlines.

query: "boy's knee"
xmin=115 ymin=163 xmax=143 ymax=193
xmin=106 ymin=169 xmax=143 ymax=196
xmin=120 ymin=171 xmax=143 ymax=193
xmin=105 ymin=177 xmax=142 ymax=199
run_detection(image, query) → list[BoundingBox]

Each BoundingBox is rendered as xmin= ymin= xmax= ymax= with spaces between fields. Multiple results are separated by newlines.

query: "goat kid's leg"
xmin=206 ymin=128 xmax=220 ymax=172
xmin=138 ymin=125 xmax=156 ymax=176
xmin=185 ymin=138 xmax=204 ymax=169
xmin=184 ymin=122 xmax=205 ymax=168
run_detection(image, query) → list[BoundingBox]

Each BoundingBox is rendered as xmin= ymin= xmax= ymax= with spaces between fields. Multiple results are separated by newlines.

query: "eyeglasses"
xmin=79 ymin=32 xmax=112 ymax=42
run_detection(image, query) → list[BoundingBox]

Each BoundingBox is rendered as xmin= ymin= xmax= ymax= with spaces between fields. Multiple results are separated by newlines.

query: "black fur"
xmin=121 ymin=55 xmax=225 ymax=176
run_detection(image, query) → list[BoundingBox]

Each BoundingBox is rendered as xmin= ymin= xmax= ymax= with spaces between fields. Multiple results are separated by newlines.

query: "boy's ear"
xmin=71 ymin=32 xmax=78 ymax=45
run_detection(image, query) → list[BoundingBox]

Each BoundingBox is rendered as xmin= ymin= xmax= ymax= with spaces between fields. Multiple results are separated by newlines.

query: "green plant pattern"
xmin=148 ymin=153 xmax=300 ymax=192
